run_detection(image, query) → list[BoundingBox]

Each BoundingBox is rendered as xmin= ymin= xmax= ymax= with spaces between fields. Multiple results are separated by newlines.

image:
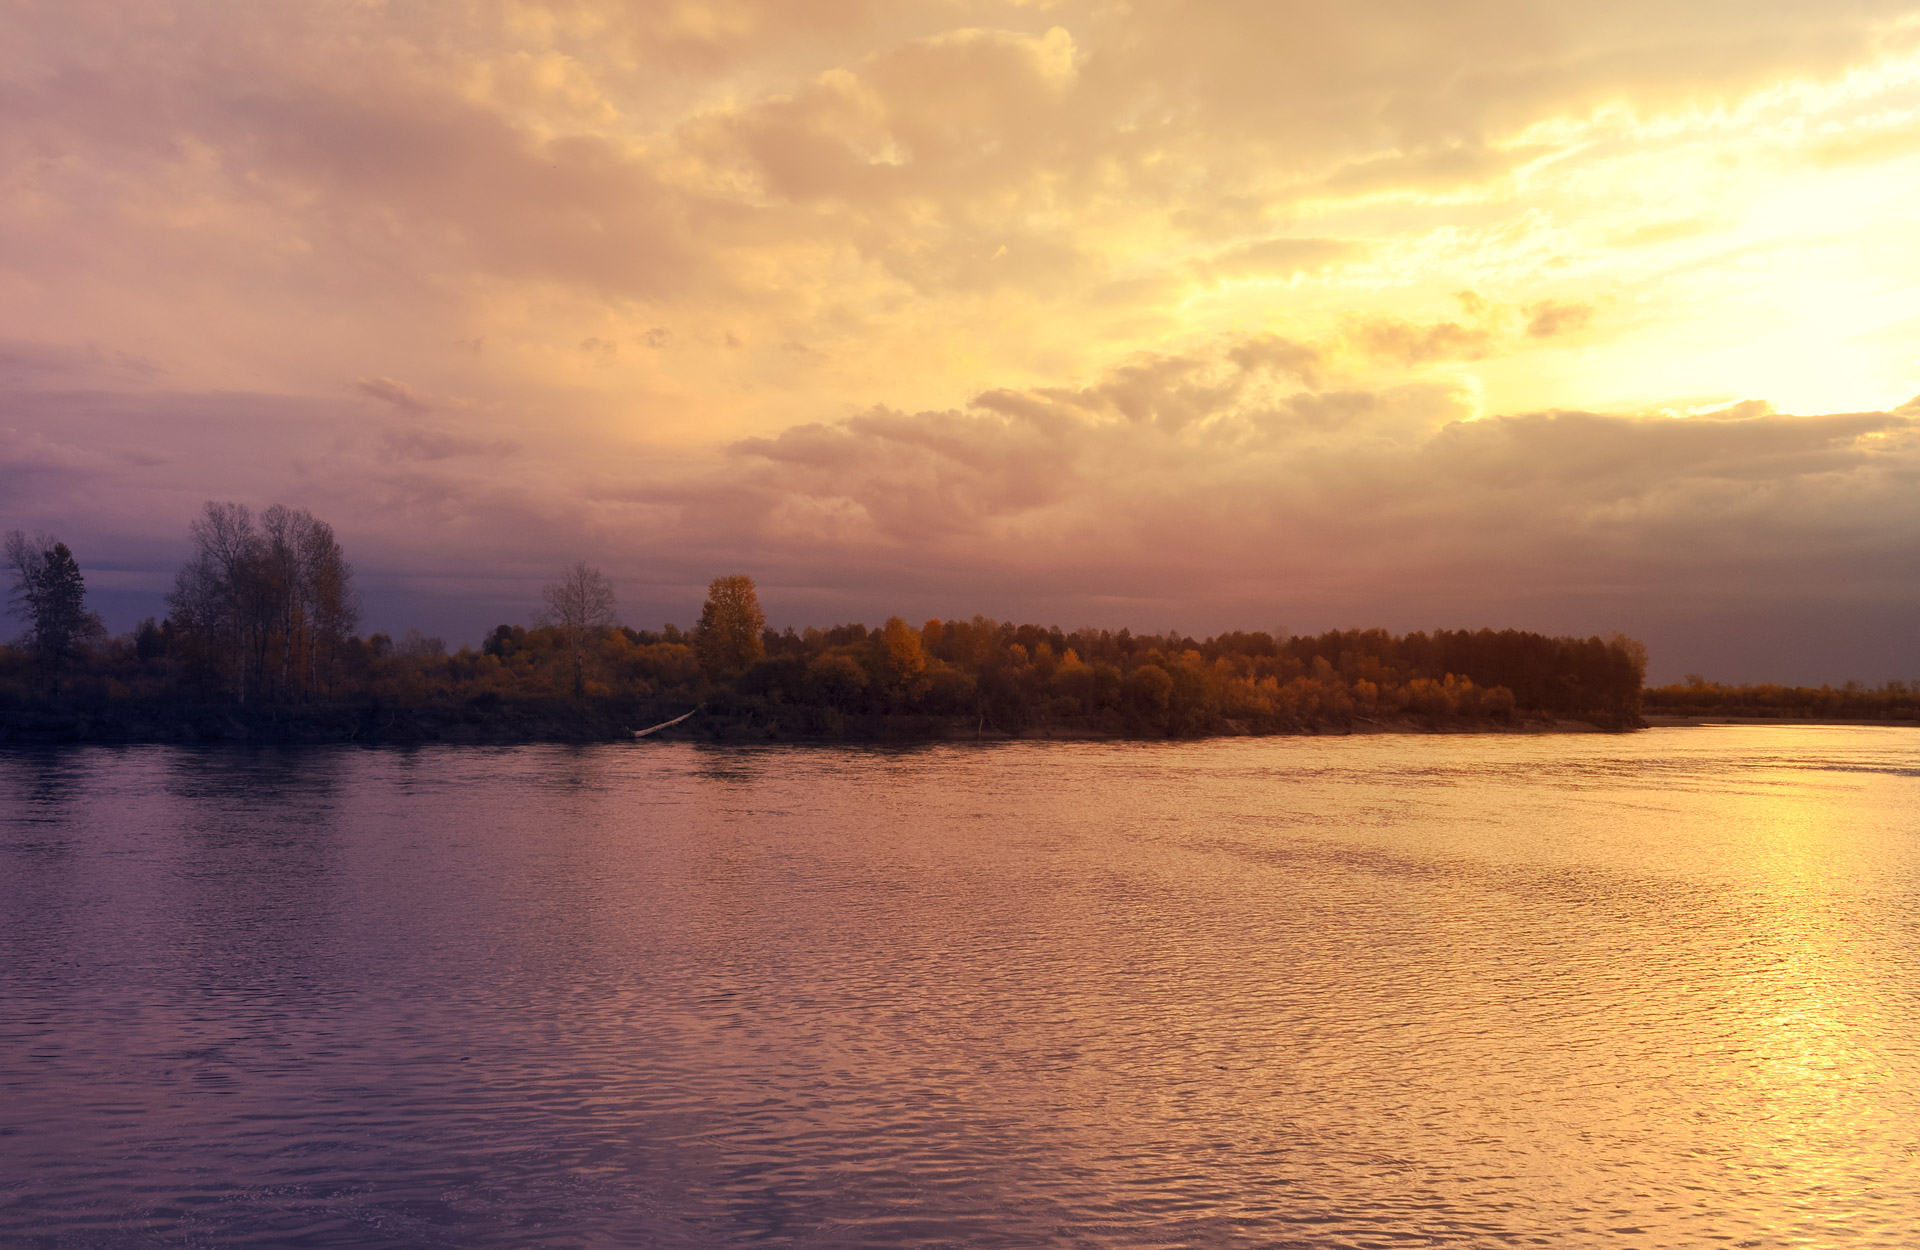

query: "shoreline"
xmin=1642 ymin=714 xmax=1920 ymax=728
xmin=1 ymin=700 xmax=1639 ymax=745
xmin=7 ymin=721 xmax=1912 ymax=748
xmin=8 ymin=705 xmax=1915 ymax=747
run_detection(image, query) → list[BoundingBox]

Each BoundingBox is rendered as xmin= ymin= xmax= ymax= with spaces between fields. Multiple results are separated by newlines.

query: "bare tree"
xmin=168 ymin=502 xmax=263 ymax=700
xmin=537 ymin=562 xmax=618 ymax=697
xmin=262 ymin=504 xmax=360 ymax=697
xmin=167 ymin=502 xmax=359 ymax=702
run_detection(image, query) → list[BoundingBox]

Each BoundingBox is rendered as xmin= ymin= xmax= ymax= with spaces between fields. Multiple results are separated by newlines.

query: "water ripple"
xmin=2 ymin=727 xmax=1917 ymax=1247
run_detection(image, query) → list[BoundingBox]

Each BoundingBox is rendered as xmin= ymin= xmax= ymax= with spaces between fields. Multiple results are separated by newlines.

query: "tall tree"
xmin=167 ymin=502 xmax=358 ymax=702
xmin=167 ymin=502 xmax=259 ymax=699
xmin=693 ymin=575 xmax=766 ymax=676
xmin=880 ymin=616 xmax=927 ymax=686
xmin=538 ymin=561 xmax=618 ymax=697
xmin=4 ymin=530 xmax=103 ymax=666
xmin=260 ymin=504 xmax=359 ymax=698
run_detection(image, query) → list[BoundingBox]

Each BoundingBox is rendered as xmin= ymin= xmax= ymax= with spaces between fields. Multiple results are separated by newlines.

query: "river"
xmin=3 ymin=727 xmax=1918 ymax=1247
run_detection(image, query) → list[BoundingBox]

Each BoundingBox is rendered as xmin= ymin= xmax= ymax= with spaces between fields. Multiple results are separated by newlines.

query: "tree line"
xmin=5 ymin=503 xmax=1655 ymax=741
xmin=1643 ymin=676 xmax=1919 ymax=721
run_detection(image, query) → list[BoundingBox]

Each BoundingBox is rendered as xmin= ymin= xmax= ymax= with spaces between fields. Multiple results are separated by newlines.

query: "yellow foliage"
xmin=881 ymin=615 xmax=926 ymax=682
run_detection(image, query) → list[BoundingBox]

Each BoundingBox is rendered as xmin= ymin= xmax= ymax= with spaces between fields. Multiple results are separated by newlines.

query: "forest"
xmin=1644 ymin=677 xmax=1920 ymax=721
xmin=5 ymin=503 xmax=1658 ymax=743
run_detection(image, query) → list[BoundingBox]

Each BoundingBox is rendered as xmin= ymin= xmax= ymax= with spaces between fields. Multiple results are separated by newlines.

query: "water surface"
xmin=3 ymin=728 xmax=1918 ymax=1247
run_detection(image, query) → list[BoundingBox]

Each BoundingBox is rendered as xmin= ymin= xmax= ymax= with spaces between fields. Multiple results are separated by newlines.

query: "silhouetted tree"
xmin=4 ymin=530 xmax=104 ymax=667
xmin=807 ymin=651 xmax=867 ymax=707
xmin=0 ymin=509 xmax=1665 ymax=742
xmin=693 ymin=575 xmax=766 ymax=676
xmin=166 ymin=502 xmax=358 ymax=702
xmin=397 ymin=627 xmax=447 ymax=657
xmin=538 ymin=561 xmax=617 ymax=697
xmin=261 ymin=504 xmax=359 ymax=697
xmin=133 ymin=616 xmax=167 ymax=661
xmin=168 ymin=502 xmax=265 ymax=700
xmin=483 ymin=624 xmax=527 ymax=657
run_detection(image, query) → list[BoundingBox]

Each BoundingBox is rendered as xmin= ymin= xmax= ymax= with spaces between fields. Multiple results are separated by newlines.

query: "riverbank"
xmin=0 ymin=698 xmax=649 ymax=745
xmin=0 ymin=696 xmax=1639 ymax=745
xmin=1643 ymin=713 xmax=1920 ymax=728
xmin=3 ymin=623 xmax=1651 ymax=747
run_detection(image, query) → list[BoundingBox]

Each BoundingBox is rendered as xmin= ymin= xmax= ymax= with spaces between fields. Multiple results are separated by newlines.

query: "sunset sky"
xmin=5 ymin=1 xmax=1919 ymax=681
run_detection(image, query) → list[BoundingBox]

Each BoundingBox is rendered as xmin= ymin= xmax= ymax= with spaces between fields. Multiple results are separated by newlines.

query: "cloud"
xmin=1524 ymin=300 xmax=1594 ymax=338
xmin=1606 ymin=216 xmax=1724 ymax=249
xmin=7 ymin=0 xmax=1920 ymax=679
xmin=1348 ymin=315 xmax=1499 ymax=365
xmin=1195 ymin=238 xmax=1361 ymax=284
xmin=380 ymin=428 xmax=520 ymax=463
xmin=0 ymin=424 xmax=108 ymax=506
xmin=5 ymin=344 xmax=1918 ymax=682
xmin=1809 ymin=116 xmax=1920 ymax=167
xmin=714 ymin=337 xmax=1920 ymax=627
xmin=712 ymin=25 xmax=1082 ymax=208
xmin=0 ymin=340 xmax=163 ymax=386
xmin=494 ymin=0 xmax=881 ymax=74
xmin=357 ymin=376 xmax=432 ymax=414
xmin=1226 ymin=335 xmax=1324 ymax=387
xmin=221 ymin=81 xmax=704 ymax=300
xmin=6 ymin=0 xmax=1918 ymax=422
xmin=1318 ymin=144 xmax=1548 ymax=198
xmin=1342 ymin=293 xmax=1598 ymax=361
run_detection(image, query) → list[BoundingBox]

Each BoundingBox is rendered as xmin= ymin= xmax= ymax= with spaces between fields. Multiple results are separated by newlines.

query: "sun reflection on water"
xmin=1 ymin=727 xmax=1917 ymax=1246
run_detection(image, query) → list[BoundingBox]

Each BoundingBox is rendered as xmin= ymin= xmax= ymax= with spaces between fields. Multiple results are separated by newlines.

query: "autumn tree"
xmin=880 ymin=615 xmax=926 ymax=686
xmin=4 ymin=530 xmax=104 ymax=667
xmin=537 ymin=561 xmax=618 ymax=697
xmin=693 ymin=575 xmax=766 ymax=676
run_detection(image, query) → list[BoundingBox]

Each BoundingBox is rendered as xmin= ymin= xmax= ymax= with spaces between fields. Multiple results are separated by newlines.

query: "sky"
xmin=3 ymin=0 xmax=1919 ymax=683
